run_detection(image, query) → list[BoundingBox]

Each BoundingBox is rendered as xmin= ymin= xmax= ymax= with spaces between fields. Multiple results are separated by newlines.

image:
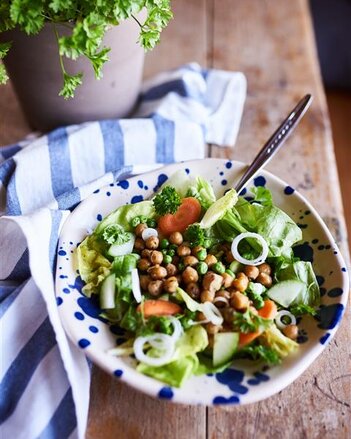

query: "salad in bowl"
xmin=76 ymin=170 xmax=321 ymax=388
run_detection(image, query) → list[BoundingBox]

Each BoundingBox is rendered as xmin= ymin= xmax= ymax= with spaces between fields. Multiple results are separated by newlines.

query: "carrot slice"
xmin=158 ymin=197 xmax=202 ymax=235
xmin=238 ymin=300 xmax=278 ymax=348
xmin=137 ymin=300 xmax=182 ymax=317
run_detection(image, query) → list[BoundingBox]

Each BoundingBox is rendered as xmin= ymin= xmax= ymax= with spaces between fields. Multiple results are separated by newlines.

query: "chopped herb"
xmin=232 ymin=309 xmax=272 ymax=334
xmin=102 ymin=224 xmax=132 ymax=245
xmin=289 ymin=303 xmax=317 ymax=317
xmin=236 ymin=344 xmax=281 ymax=365
xmin=153 ymin=186 xmax=181 ymax=216
xmin=184 ymin=223 xmax=206 ymax=247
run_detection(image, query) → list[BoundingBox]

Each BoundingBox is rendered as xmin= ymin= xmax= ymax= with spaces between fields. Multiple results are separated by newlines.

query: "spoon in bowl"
xmin=234 ymin=94 xmax=313 ymax=193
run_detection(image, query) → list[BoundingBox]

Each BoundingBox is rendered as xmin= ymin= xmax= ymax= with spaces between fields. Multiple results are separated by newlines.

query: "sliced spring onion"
xmin=202 ymin=302 xmax=224 ymax=326
xmin=131 ymin=268 xmax=142 ymax=303
xmin=148 ymin=333 xmax=174 ymax=350
xmin=168 ymin=316 xmax=184 ymax=341
xmin=231 ymin=232 xmax=269 ymax=266
xmin=133 ymin=334 xmax=175 ymax=366
xmin=274 ymin=310 xmax=297 ymax=330
xmin=142 ymin=228 xmax=158 ymax=241
xmin=213 ymin=296 xmax=229 ymax=306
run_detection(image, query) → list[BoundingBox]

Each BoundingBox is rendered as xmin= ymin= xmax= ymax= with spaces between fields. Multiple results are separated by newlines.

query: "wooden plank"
xmin=209 ymin=1 xmax=351 ymax=438
xmin=87 ymin=1 xmax=208 ymax=438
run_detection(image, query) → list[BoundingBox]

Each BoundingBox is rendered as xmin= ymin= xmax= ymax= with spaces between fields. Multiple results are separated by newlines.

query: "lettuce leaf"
xmin=95 ymin=200 xmax=155 ymax=234
xmin=259 ymin=325 xmax=298 ymax=358
xmin=136 ymin=326 xmax=208 ymax=387
xmin=187 ymin=176 xmax=217 ymax=209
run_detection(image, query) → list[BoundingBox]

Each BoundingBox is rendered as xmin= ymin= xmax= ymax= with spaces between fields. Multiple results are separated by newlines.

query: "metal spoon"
xmin=234 ymin=94 xmax=313 ymax=193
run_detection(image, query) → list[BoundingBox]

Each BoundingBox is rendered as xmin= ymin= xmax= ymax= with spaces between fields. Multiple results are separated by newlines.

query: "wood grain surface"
xmin=0 ymin=1 xmax=350 ymax=438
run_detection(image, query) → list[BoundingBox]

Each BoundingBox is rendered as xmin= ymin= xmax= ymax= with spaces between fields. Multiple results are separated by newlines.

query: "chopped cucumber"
xmin=107 ymin=235 xmax=135 ymax=257
xmin=267 ymin=279 xmax=305 ymax=308
xmin=100 ymin=274 xmax=116 ymax=309
xmin=213 ymin=332 xmax=239 ymax=367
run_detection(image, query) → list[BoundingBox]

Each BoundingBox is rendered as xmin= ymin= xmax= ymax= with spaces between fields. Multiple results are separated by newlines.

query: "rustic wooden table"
xmin=1 ymin=1 xmax=350 ymax=438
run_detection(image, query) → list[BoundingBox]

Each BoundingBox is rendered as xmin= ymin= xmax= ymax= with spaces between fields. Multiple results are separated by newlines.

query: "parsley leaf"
xmin=153 ymin=186 xmax=181 ymax=216
xmin=236 ymin=344 xmax=281 ymax=365
xmin=289 ymin=303 xmax=317 ymax=317
xmin=102 ymin=224 xmax=132 ymax=245
xmin=232 ymin=308 xmax=272 ymax=334
xmin=184 ymin=224 xmax=206 ymax=247
xmin=59 ymin=72 xmax=83 ymax=99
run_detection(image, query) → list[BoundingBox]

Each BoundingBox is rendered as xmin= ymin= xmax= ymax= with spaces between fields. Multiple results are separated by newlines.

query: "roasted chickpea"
xmin=172 ymin=255 xmax=180 ymax=266
xmin=169 ymin=231 xmax=183 ymax=245
xmin=256 ymin=272 xmax=273 ymax=288
xmin=141 ymin=249 xmax=152 ymax=259
xmin=148 ymin=280 xmax=163 ymax=296
xmin=148 ymin=265 xmax=167 ymax=280
xmin=244 ymin=265 xmax=260 ymax=280
xmin=200 ymin=289 xmax=215 ymax=303
xmin=222 ymin=307 xmax=235 ymax=324
xmin=182 ymin=266 xmax=199 ymax=284
xmin=134 ymin=237 xmax=145 ymax=251
xmin=205 ymin=322 xmax=221 ymax=335
xmin=230 ymin=291 xmax=250 ymax=311
xmin=139 ymin=274 xmax=151 ymax=291
xmin=177 ymin=244 xmax=191 ymax=257
xmin=231 ymin=272 xmax=249 ymax=292
xmin=135 ymin=223 xmax=148 ymax=237
xmin=192 ymin=245 xmax=204 ymax=256
xmin=225 ymin=250 xmax=235 ymax=264
xmin=163 ymin=276 xmax=179 ymax=293
xmin=150 ymin=250 xmax=163 ymax=265
xmin=183 ymin=255 xmax=198 ymax=267
xmin=222 ymin=272 xmax=234 ymax=288
xmin=258 ymin=262 xmax=272 ymax=275
xmin=137 ymin=258 xmax=151 ymax=271
xmin=165 ymin=263 xmax=178 ymax=277
xmin=283 ymin=324 xmax=298 ymax=340
xmin=202 ymin=271 xmax=223 ymax=293
xmin=186 ymin=282 xmax=200 ymax=299
xmin=145 ymin=235 xmax=159 ymax=250
xmin=204 ymin=254 xmax=217 ymax=267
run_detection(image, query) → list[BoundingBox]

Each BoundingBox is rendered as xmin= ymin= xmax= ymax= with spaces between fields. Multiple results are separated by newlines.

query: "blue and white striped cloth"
xmin=0 ymin=63 xmax=246 ymax=439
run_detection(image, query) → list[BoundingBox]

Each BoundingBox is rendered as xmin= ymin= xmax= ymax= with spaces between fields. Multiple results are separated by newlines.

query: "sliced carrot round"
xmin=137 ymin=300 xmax=182 ymax=318
xmin=238 ymin=300 xmax=278 ymax=348
xmin=158 ymin=197 xmax=202 ymax=235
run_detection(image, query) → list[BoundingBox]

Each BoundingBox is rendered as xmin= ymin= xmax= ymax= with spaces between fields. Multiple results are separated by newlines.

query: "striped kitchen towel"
xmin=0 ymin=63 xmax=246 ymax=439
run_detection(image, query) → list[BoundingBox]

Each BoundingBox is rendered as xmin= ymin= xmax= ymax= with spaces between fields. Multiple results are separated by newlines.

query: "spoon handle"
xmin=234 ymin=94 xmax=313 ymax=193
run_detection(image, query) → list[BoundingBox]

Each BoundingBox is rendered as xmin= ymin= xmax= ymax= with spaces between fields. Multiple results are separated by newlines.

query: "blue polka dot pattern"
xmin=319 ymin=333 xmax=331 ymax=345
xmin=58 ymin=250 xmax=67 ymax=256
xmin=97 ymin=214 xmax=102 ymax=221
xmin=185 ymin=168 xmax=190 ymax=174
xmin=113 ymin=369 xmax=123 ymax=378
xmin=106 ymin=191 xmax=111 ymax=196
xmin=63 ymin=288 xmax=70 ymax=294
xmin=254 ymin=176 xmax=266 ymax=187
xmin=78 ymin=339 xmax=90 ymax=348
xmin=317 ymin=304 xmax=344 ymax=329
xmin=342 ymin=267 xmax=347 ymax=272
xmin=158 ymin=387 xmax=174 ymax=399
xmin=221 ymin=179 xmax=227 ymax=186
xmin=56 ymin=297 xmax=63 ymax=306
xmin=89 ymin=325 xmax=99 ymax=333
xmin=59 ymin=274 xmax=68 ymax=279
xmin=137 ymin=180 xmax=143 ymax=188
xmin=117 ymin=180 xmax=129 ymax=189
xmin=131 ymin=195 xmax=143 ymax=204
xmin=225 ymin=161 xmax=232 ymax=169
xmin=213 ymin=395 xmax=240 ymax=404
xmin=74 ymin=311 xmax=84 ymax=320
xmin=327 ymin=288 xmax=343 ymax=297
xmin=215 ymin=369 xmax=248 ymax=394
xmin=284 ymin=185 xmax=295 ymax=195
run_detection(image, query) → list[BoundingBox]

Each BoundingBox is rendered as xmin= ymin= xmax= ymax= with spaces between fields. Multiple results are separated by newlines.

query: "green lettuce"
xmin=95 ymin=200 xmax=155 ymax=234
xmin=136 ymin=326 xmax=208 ymax=387
xmin=200 ymin=188 xmax=238 ymax=229
xmin=77 ymin=235 xmax=111 ymax=297
xmin=276 ymin=260 xmax=320 ymax=306
xmin=260 ymin=325 xmax=298 ymax=358
xmin=186 ymin=176 xmax=217 ymax=209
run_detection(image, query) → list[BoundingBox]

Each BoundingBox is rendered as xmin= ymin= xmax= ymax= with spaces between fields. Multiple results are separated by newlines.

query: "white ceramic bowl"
xmin=55 ymin=159 xmax=349 ymax=405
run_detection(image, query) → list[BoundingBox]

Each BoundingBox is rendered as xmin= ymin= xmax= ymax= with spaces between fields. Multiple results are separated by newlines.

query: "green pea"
xmin=167 ymin=249 xmax=175 ymax=257
xmin=203 ymin=239 xmax=211 ymax=249
xmin=160 ymin=239 xmax=169 ymax=250
xmin=161 ymin=249 xmax=168 ymax=257
xmin=163 ymin=255 xmax=173 ymax=264
xmin=131 ymin=216 xmax=141 ymax=228
xmin=178 ymin=262 xmax=185 ymax=272
xmin=169 ymin=244 xmax=178 ymax=252
xmin=196 ymin=249 xmax=207 ymax=261
xmin=225 ymin=269 xmax=235 ymax=278
xmin=197 ymin=261 xmax=208 ymax=275
xmin=212 ymin=262 xmax=225 ymax=274
xmin=229 ymin=260 xmax=242 ymax=274
xmin=147 ymin=218 xmax=157 ymax=228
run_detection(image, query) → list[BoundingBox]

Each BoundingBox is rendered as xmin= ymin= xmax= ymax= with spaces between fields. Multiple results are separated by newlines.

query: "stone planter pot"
xmin=2 ymin=19 xmax=145 ymax=131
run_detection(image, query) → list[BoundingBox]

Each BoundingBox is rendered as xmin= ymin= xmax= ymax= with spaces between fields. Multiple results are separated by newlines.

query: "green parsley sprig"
xmin=232 ymin=308 xmax=272 ymax=334
xmin=153 ymin=186 xmax=181 ymax=216
xmin=0 ymin=0 xmax=173 ymax=97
